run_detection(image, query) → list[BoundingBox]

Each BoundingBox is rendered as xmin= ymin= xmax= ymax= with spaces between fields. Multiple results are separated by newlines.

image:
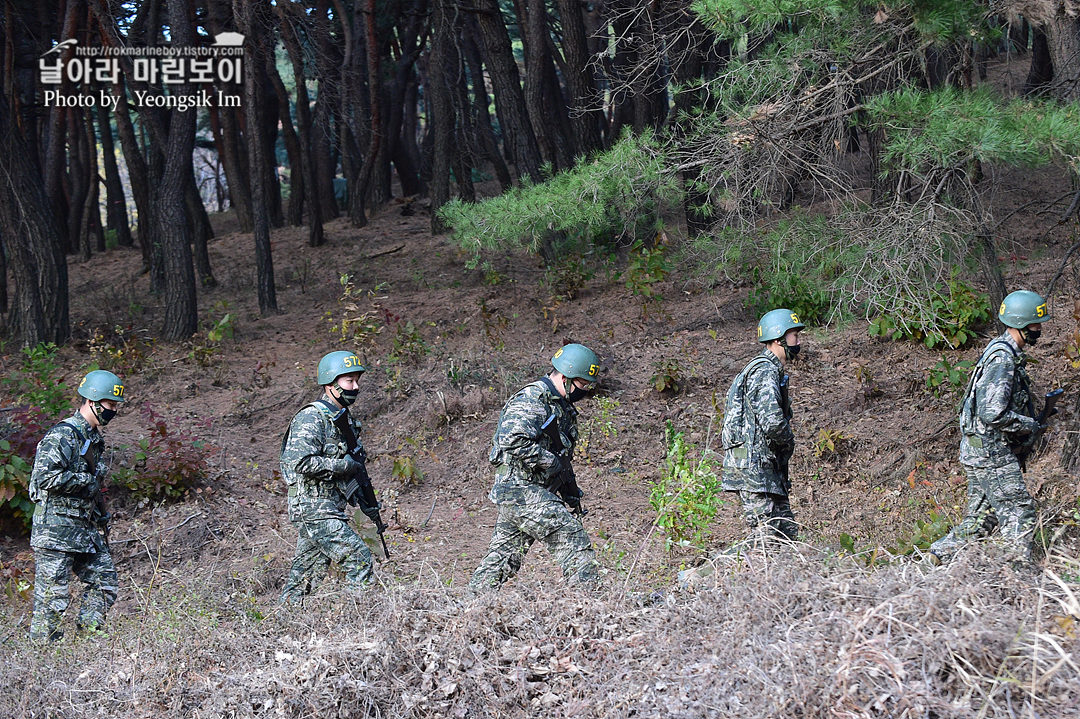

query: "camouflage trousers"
xmin=470 ymin=500 xmax=598 ymax=590
xmin=30 ymin=547 xmax=118 ymax=640
xmin=733 ymin=490 xmax=797 ymax=543
xmin=930 ymin=461 xmax=1036 ymax=563
xmin=280 ymin=517 xmax=374 ymax=603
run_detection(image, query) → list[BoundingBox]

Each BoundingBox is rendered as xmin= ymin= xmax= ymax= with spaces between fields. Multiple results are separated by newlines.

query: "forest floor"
xmin=3 ymin=66 xmax=1080 ymax=715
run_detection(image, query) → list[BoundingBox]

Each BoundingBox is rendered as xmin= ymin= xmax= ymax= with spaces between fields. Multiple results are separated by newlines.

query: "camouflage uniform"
xmin=470 ymin=379 xmax=598 ymax=589
xmin=280 ymin=401 xmax=373 ymax=602
xmin=29 ymin=412 xmax=118 ymax=640
xmin=931 ymin=331 xmax=1040 ymax=563
xmin=720 ymin=350 xmax=797 ymax=541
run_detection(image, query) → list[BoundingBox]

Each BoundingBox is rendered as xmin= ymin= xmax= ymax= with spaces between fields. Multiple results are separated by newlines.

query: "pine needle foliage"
xmin=868 ymin=88 xmax=1080 ymax=174
xmin=439 ymin=132 xmax=679 ymax=261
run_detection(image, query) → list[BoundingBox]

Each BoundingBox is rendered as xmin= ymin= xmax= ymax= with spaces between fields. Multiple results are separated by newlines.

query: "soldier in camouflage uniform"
xmin=470 ymin=344 xmax=601 ymax=590
xmin=280 ymin=351 xmax=375 ymax=603
xmin=720 ymin=309 xmax=805 ymax=545
xmin=930 ymin=290 xmax=1050 ymax=565
xmin=29 ymin=370 xmax=126 ymax=641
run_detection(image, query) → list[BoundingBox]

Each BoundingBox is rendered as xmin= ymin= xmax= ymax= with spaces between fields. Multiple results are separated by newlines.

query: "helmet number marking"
xmin=1036 ymin=303 xmax=1047 ymax=318
xmin=112 ymin=384 xmax=124 ymax=398
xmin=342 ymin=355 xmax=361 ymax=368
xmin=588 ymin=364 xmax=599 ymax=377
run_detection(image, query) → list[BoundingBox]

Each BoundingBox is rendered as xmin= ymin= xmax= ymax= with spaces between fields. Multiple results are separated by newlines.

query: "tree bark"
xmin=278 ymin=4 xmax=326 ymax=245
xmin=522 ymin=0 xmax=571 ymax=170
xmin=471 ymin=0 xmax=543 ymax=182
xmin=1044 ymin=12 xmax=1080 ymax=101
xmin=267 ymin=49 xmax=306 ymax=227
xmin=44 ymin=0 xmax=79 ymax=250
xmin=554 ymin=0 xmax=604 ymax=159
xmin=237 ymin=0 xmax=279 ymax=316
xmin=95 ymin=97 xmax=133 ymax=247
xmin=0 ymin=91 xmax=70 ymax=345
xmin=1024 ymin=29 xmax=1053 ymax=95
xmin=462 ymin=24 xmax=513 ymax=190
xmin=312 ymin=0 xmax=340 ymax=221
xmin=428 ymin=0 xmax=454 ymax=233
xmin=186 ymin=167 xmax=216 ymax=287
xmin=155 ymin=0 xmax=200 ymax=340
xmin=107 ymin=77 xmax=153 ymax=269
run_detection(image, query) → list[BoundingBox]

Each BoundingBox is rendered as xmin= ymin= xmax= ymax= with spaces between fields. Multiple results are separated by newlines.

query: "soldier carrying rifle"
xmin=470 ymin=343 xmax=601 ymax=590
xmin=29 ymin=370 xmax=125 ymax=641
xmin=280 ymin=351 xmax=387 ymax=603
xmin=930 ymin=290 xmax=1055 ymax=566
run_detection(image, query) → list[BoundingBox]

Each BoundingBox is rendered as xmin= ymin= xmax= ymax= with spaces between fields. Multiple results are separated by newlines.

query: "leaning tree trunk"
xmin=267 ymin=52 xmax=306 ymax=228
xmin=185 ymin=167 xmax=216 ymax=287
xmin=471 ymin=0 xmax=544 ymax=182
xmin=555 ymin=0 xmax=604 ymax=159
xmin=0 ymin=91 xmax=70 ymax=345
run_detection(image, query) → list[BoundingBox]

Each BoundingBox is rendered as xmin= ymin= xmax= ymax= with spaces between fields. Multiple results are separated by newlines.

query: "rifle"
xmin=777 ymin=374 xmax=792 ymax=483
xmin=540 ymin=413 xmax=586 ymax=515
xmin=78 ymin=436 xmax=111 ymax=544
xmin=1015 ymin=388 xmax=1064 ymax=472
xmin=323 ymin=403 xmax=391 ymax=558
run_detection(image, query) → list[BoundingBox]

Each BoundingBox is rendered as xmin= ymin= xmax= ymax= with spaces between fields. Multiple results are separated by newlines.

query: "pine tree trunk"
xmin=186 ymin=168 xmax=217 ymax=287
xmin=108 ymin=79 xmax=153 ymax=268
xmin=0 ymin=91 xmax=70 ymax=345
xmin=1045 ymin=12 xmax=1080 ymax=101
xmin=1024 ymin=29 xmax=1053 ymax=95
xmin=428 ymin=0 xmax=454 ymax=233
xmin=96 ymin=99 xmax=133 ymax=247
xmin=157 ymin=0 xmax=200 ymax=341
xmin=238 ymin=0 xmax=279 ymax=316
xmin=471 ymin=0 xmax=544 ymax=182
xmin=278 ymin=7 xmax=326 ymax=245
xmin=267 ymin=53 xmax=305 ymax=227
xmin=555 ymin=0 xmax=604 ymax=159
xmin=462 ymin=26 xmax=513 ymax=190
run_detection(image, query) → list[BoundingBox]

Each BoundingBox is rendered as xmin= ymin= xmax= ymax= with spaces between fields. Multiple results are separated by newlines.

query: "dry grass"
xmin=2 ymin=544 xmax=1078 ymax=718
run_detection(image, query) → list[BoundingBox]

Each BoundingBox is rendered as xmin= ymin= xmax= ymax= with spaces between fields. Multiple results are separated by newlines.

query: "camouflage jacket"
xmin=29 ymin=412 xmax=106 ymax=553
xmin=280 ymin=399 xmax=363 ymax=521
xmin=959 ymin=331 xmax=1040 ymax=468
xmin=487 ymin=378 xmax=578 ymax=505
xmin=720 ymin=350 xmax=793 ymax=493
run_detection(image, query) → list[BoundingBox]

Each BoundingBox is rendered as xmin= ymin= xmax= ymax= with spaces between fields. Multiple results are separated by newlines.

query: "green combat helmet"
xmin=999 ymin=290 xmax=1049 ymax=328
xmin=317 ymin=351 xmax=366 ymax=385
xmin=78 ymin=370 xmax=127 ymax=403
xmin=757 ymin=309 xmax=805 ymax=343
xmin=551 ymin=343 xmax=601 ymax=382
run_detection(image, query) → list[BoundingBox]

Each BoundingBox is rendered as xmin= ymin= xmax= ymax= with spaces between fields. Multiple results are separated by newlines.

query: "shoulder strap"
xmin=58 ymin=420 xmax=96 ymax=473
xmin=316 ymin=399 xmax=360 ymax=454
xmin=280 ymin=400 xmax=340 ymax=456
xmin=538 ymin=377 xmax=571 ymax=413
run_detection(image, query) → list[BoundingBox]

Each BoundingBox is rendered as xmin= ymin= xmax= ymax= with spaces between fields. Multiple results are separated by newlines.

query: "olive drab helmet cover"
xmin=998 ymin=290 xmax=1049 ymax=329
xmin=551 ymin=343 xmax=601 ymax=382
xmin=317 ymin=351 xmax=366 ymax=385
xmin=78 ymin=370 xmax=127 ymax=402
xmin=757 ymin=309 xmax=806 ymax=343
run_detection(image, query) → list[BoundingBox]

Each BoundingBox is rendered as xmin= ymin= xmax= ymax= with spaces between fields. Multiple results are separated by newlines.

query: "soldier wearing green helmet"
xmin=279 ymin=350 xmax=377 ymax=603
xmin=470 ymin=343 xmax=601 ymax=590
xmin=719 ymin=309 xmax=805 ymax=548
xmin=929 ymin=290 xmax=1051 ymax=566
xmin=28 ymin=369 xmax=126 ymax=641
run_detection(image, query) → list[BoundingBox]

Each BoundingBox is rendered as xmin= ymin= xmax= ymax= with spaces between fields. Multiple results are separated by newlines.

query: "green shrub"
xmin=0 ymin=409 xmax=53 ymax=528
xmin=623 ymin=239 xmax=672 ymax=311
xmin=439 ymin=130 xmax=680 ymax=262
xmin=112 ymin=405 xmax=215 ymax=500
xmin=1 ymin=342 xmax=72 ymax=418
xmin=650 ymin=422 xmax=725 ymax=551
xmin=389 ymin=322 xmax=430 ymax=364
xmin=925 ymin=356 xmax=975 ymax=396
xmin=868 ymin=274 xmax=990 ymax=348
xmin=650 ymin=359 xmax=682 ymax=394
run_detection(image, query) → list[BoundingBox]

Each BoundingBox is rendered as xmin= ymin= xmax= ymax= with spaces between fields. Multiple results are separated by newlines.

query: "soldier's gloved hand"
xmin=339 ymin=455 xmax=363 ymax=478
xmin=558 ymin=485 xmax=583 ymax=513
xmin=547 ymin=455 xmax=566 ymax=480
xmin=80 ymin=475 xmax=101 ymax=498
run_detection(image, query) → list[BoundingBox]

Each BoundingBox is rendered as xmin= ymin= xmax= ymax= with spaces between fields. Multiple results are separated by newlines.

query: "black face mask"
xmin=94 ymin=403 xmax=117 ymax=426
xmin=567 ymin=385 xmax=590 ymax=404
xmin=1022 ymin=328 xmax=1041 ymax=346
xmin=784 ymin=343 xmax=801 ymax=361
xmin=335 ymin=385 xmax=360 ymax=407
